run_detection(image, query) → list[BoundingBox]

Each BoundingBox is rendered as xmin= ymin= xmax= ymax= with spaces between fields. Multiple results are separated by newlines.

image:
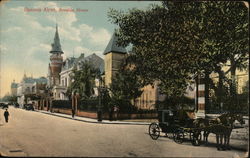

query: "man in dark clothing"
xmin=4 ymin=109 xmax=9 ymax=123
xmin=72 ymin=108 xmax=75 ymax=118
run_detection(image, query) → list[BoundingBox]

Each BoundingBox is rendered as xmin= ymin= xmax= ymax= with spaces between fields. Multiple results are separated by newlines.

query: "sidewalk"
xmin=35 ymin=109 xmax=151 ymax=125
xmin=36 ymin=110 xmax=249 ymax=138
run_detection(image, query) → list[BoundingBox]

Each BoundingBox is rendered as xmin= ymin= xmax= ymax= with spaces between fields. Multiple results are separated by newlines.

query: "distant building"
xmin=11 ymin=80 xmax=18 ymax=96
xmin=16 ymin=73 xmax=47 ymax=108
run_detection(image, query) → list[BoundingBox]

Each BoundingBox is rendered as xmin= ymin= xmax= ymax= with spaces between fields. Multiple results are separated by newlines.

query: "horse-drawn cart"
xmin=148 ymin=109 xmax=245 ymax=150
xmin=149 ymin=109 xmax=201 ymax=146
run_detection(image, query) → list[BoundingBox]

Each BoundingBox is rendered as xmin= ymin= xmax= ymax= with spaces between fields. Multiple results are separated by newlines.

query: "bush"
xmin=79 ymin=98 xmax=99 ymax=111
xmin=155 ymin=96 xmax=195 ymax=111
xmin=52 ymin=100 xmax=71 ymax=109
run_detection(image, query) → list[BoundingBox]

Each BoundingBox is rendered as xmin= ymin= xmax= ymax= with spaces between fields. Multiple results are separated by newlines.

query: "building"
xmin=103 ymin=32 xmax=127 ymax=87
xmin=11 ymin=80 xmax=18 ymax=96
xmin=47 ymin=24 xmax=64 ymax=100
xmin=59 ymin=53 xmax=104 ymax=100
xmin=16 ymin=74 xmax=47 ymax=108
xmin=47 ymin=24 xmax=64 ymax=88
xmin=103 ymin=32 xmax=169 ymax=110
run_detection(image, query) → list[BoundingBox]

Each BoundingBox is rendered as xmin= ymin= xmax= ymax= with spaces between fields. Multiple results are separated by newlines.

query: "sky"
xmin=0 ymin=0 xmax=160 ymax=97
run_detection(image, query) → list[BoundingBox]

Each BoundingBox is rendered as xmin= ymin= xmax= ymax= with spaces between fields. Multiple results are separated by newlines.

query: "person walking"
xmin=4 ymin=109 xmax=9 ymax=123
xmin=72 ymin=108 xmax=75 ymax=119
xmin=113 ymin=106 xmax=119 ymax=120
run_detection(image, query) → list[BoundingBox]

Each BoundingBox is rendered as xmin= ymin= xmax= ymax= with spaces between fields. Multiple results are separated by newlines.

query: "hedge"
xmin=52 ymin=100 xmax=71 ymax=109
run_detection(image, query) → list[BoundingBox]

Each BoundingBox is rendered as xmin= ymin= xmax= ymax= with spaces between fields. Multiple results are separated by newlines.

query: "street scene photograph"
xmin=0 ymin=0 xmax=249 ymax=157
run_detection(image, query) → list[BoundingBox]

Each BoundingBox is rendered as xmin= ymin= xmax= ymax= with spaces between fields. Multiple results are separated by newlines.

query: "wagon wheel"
xmin=149 ymin=123 xmax=160 ymax=140
xmin=174 ymin=129 xmax=184 ymax=144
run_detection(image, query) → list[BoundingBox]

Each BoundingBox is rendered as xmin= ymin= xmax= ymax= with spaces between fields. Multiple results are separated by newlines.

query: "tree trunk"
xmin=230 ymin=58 xmax=237 ymax=111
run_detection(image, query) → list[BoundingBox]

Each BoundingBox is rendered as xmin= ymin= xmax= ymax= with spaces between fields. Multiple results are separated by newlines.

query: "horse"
xmin=194 ymin=113 xmax=245 ymax=150
xmin=204 ymin=124 xmax=233 ymax=150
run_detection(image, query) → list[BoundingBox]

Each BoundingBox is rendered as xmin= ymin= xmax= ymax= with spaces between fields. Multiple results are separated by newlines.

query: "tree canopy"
xmin=108 ymin=1 xmax=249 ymax=98
xmin=67 ymin=62 xmax=101 ymax=99
xmin=109 ymin=56 xmax=143 ymax=112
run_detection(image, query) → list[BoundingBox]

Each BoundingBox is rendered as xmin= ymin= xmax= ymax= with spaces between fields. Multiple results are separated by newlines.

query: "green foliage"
xmin=1 ymin=95 xmax=17 ymax=102
xmin=52 ymin=100 xmax=71 ymax=109
xmin=79 ymin=98 xmax=99 ymax=111
xmin=67 ymin=62 xmax=101 ymax=99
xmin=108 ymin=1 xmax=248 ymax=98
xmin=156 ymin=96 xmax=195 ymax=111
xmin=109 ymin=57 xmax=143 ymax=113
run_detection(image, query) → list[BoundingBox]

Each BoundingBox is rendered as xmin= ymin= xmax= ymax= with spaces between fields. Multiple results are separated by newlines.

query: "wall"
xmin=104 ymin=52 xmax=126 ymax=87
xmin=50 ymin=108 xmax=157 ymax=120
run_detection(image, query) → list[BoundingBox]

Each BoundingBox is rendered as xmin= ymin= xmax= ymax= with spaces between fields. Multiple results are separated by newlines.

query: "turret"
xmin=103 ymin=32 xmax=127 ymax=87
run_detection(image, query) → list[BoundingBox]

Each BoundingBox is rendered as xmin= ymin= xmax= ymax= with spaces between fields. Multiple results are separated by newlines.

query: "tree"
xmin=1 ymin=95 xmax=17 ymax=103
xmin=109 ymin=55 xmax=143 ymax=113
xmin=108 ymin=1 xmax=248 ymax=103
xmin=67 ymin=61 xmax=101 ymax=99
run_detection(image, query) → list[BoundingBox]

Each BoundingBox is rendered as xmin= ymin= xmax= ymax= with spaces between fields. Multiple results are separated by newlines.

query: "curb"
xmin=36 ymin=110 xmax=151 ymax=126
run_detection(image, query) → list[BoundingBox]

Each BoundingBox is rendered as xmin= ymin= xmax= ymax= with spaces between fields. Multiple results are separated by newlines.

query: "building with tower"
xmin=103 ymin=32 xmax=127 ymax=87
xmin=47 ymin=25 xmax=65 ymax=101
xmin=103 ymin=32 xmax=167 ymax=110
xmin=47 ymin=24 xmax=64 ymax=88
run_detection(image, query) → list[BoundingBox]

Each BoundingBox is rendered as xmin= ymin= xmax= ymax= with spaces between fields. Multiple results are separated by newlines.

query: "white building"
xmin=16 ymin=74 xmax=47 ymax=108
xmin=58 ymin=53 xmax=104 ymax=100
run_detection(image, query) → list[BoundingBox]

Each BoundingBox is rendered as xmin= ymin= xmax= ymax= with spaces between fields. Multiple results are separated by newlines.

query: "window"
xmin=26 ymin=87 xmax=30 ymax=92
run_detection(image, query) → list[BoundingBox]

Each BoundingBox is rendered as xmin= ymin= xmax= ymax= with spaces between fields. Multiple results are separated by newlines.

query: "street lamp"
xmin=97 ymin=86 xmax=106 ymax=122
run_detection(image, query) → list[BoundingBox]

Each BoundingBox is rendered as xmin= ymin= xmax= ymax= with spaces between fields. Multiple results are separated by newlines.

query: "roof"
xmin=35 ymin=77 xmax=48 ymax=84
xmin=22 ymin=77 xmax=47 ymax=84
xmin=82 ymin=54 xmax=104 ymax=73
xmin=76 ymin=53 xmax=104 ymax=73
xmin=103 ymin=32 xmax=127 ymax=55
xmin=74 ymin=53 xmax=85 ymax=65
xmin=50 ymin=24 xmax=63 ymax=54
xmin=62 ymin=57 xmax=77 ymax=71
xmin=11 ymin=83 xmax=18 ymax=88
xmin=23 ymin=77 xmax=36 ymax=84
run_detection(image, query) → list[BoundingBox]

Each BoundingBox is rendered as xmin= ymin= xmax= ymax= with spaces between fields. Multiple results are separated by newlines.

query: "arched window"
xmin=26 ymin=87 xmax=30 ymax=92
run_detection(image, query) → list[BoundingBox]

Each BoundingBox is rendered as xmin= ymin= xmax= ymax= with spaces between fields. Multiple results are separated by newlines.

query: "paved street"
xmin=0 ymin=107 xmax=248 ymax=157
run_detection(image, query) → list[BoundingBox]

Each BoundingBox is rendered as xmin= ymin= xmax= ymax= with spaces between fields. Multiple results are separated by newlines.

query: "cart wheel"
xmin=149 ymin=123 xmax=160 ymax=140
xmin=174 ymin=129 xmax=184 ymax=144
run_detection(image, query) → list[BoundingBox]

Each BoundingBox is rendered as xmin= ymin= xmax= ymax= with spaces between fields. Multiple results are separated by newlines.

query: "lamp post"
xmin=97 ymin=86 xmax=105 ymax=122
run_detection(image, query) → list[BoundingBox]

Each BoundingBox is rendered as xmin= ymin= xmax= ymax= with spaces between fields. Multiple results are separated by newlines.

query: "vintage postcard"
xmin=0 ymin=0 xmax=249 ymax=157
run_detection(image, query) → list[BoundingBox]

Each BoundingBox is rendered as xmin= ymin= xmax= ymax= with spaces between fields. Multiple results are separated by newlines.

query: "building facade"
xmin=11 ymin=80 xmax=18 ymax=96
xmin=103 ymin=32 xmax=127 ymax=87
xmin=16 ymin=74 xmax=47 ymax=108
xmin=103 ymin=32 xmax=169 ymax=110
xmin=58 ymin=53 xmax=104 ymax=100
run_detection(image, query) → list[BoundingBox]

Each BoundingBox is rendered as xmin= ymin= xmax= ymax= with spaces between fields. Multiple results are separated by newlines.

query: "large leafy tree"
xmin=109 ymin=55 xmax=143 ymax=112
xmin=67 ymin=61 xmax=101 ymax=99
xmin=108 ymin=1 xmax=248 ymax=103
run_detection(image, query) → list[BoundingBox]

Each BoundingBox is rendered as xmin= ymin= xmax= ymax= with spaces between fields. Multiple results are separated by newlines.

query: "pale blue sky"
xmin=0 ymin=1 xmax=160 ymax=97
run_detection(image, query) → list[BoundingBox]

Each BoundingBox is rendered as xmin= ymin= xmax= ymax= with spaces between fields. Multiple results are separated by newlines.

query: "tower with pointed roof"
xmin=103 ymin=32 xmax=127 ymax=87
xmin=48 ymin=24 xmax=64 ymax=87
